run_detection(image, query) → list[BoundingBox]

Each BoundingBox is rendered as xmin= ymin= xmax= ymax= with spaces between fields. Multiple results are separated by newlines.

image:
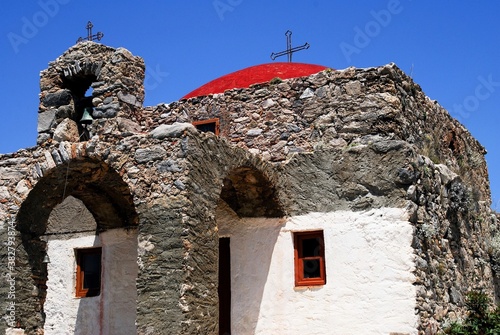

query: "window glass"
xmin=294 ymin=231 xmax=326 ymax=286
xmin=82 ymin=252 xmax=101 ymax=290
xmin=76 ymin=247 xmax=101 ymax=297
xmin=192 ymin=118 xmax=220 ymax=135
xmin=301 ymin=237 xmax=320 ymax=257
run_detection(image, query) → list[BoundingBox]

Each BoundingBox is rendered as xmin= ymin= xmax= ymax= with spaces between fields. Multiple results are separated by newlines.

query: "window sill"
xmin=293 ymin=284 xmax=325 ymax=292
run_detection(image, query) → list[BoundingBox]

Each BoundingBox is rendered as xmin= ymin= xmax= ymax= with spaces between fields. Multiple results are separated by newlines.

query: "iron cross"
xmin=270 ymin=30 xmax=310 ymax=62
xmin=76 ymin=21 xmax=104 ymax=43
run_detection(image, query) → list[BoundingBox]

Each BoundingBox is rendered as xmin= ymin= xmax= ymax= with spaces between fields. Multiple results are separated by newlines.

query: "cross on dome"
xmin=270 ymin=30 xmax=310 ymax=62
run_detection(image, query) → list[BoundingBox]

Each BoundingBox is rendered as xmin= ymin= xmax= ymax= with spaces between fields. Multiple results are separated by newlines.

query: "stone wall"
xmin=184 ymin=131 xmax=495 ymax=333
xmin=0 ymin=125 xmax=282 ymax=334
xmin=409 ymin=156 xmax=496 ymax=332
xmin=0 ymin=125 xmax=496 ymax=334
xmin=0 ymin=129 xmax=193 ymax=334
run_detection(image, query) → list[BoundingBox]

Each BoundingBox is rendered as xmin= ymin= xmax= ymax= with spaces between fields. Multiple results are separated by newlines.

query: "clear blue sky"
xmin=2 ymin=1 xmax=500 ymax=208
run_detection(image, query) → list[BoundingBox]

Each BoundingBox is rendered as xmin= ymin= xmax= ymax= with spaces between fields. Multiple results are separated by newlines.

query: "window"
xmin=294 ymin=231 xmax=326 ymax=286
xmin=75 ymin=247 xmax=102 ymax=297
xmin=192 ymin=118 xmax=220 ymax=135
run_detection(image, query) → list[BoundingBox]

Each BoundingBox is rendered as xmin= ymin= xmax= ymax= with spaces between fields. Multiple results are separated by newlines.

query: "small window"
xmin=294 ymin=231 xmax=326 ymax=286
xmin=192 ymin=118 xmax=220 ymax=135
xmin=75 ymin=247 xmax=102 ymax=297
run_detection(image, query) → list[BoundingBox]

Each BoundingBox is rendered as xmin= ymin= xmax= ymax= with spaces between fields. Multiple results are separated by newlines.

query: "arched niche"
xmin=42 ymin=196 xmax=138 ymax=334
xmin=15 ymin=158 xmax=138 ymax=332
xmin=219 ymin=166 xmax=284 ymax=218
xmin=60 ymin=71 xmax=97 ymax=140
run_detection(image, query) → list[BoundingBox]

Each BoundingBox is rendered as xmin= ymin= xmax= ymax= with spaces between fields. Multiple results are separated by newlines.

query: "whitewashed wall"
xmin=218 ymin=206 xmax=417 ymax=335
xmin=43 ymin=197 xmax=138 ymax=335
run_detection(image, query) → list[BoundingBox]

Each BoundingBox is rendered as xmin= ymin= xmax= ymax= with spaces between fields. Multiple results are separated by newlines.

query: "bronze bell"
xmin=42 ymin=254 xmax=50 ymax=264
xmin=80 ymin=107 xmax=94 ymax=125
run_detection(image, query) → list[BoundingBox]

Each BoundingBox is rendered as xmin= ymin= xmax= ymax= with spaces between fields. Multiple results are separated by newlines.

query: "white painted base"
xmin=218 ymin=206 xmax=417 ymax=335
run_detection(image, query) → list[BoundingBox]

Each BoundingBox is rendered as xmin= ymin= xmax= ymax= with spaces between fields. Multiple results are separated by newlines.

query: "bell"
xmin=42 ymin=254 xmax=51 ymax=264
xmin=80 ymin=107 xmax=94 ymax=125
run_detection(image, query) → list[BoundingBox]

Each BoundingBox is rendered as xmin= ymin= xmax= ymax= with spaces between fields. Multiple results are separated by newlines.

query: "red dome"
xmin=182 ymin=62 xmax=329 ymax=99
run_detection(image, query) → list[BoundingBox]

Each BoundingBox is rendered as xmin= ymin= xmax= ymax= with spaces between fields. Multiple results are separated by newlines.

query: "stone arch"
xmin=15 ymin=157 xmax=137 ymax=331
xmin=18 ymin=158 xmax=137 ymax=235
xmin=179 ymin=134 xmax=287 ymax=334
xmin=60 ymin=61 xmax=100 ymax=139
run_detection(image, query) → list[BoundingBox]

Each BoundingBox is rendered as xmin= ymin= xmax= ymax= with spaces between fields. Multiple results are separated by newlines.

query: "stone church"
xmin=0 ymin=41 xmax=498 ymax=334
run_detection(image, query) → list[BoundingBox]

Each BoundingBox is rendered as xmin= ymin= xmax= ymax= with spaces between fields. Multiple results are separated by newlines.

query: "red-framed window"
xmin=192 ymin=118 xmax=220 ymax=135
xmin=294 ymin=231 xmax=326 ymax=287
xmin=75 ymin=247 xmax=102 ymax=298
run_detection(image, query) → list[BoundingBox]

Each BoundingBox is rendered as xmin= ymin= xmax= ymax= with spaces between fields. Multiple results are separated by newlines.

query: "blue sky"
xmin=1 ymin=1 xmax=500 ymax=208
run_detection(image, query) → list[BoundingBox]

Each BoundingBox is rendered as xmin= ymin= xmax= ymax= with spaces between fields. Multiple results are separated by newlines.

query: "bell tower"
xmin=37 ymin=41 xmax=145 ymax=144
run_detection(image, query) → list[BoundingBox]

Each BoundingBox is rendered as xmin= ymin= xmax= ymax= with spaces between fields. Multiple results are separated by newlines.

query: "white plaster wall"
xmin=44 ymin=228 xmax=138 ymax=335
xmin=44 ymin=234 xmax=99 ymax=335
xmin=220 ymin=207 xmax=417 ymax=335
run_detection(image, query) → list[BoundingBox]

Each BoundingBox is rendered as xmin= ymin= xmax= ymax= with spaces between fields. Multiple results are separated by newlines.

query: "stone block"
xmin=150 ymin=123 xmax=195 ymax=139
xmin=135 ymin=146 xmax=167 ymax=163
xmin=53 ymin=118 xmax=79 ymax=142
xmin=37 ymin=109 xmax=56 ymax=132
xmin=42 ymin=89 xmax=72 ymax=107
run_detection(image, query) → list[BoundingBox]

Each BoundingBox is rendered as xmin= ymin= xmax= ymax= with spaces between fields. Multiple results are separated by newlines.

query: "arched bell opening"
xmin=61 ymin=73 xmax=97 ymax=141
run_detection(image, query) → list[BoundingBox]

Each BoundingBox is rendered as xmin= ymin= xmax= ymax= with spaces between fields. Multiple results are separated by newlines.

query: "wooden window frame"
xmin=192 ymin=118 xmax=220 ymax=135
xmin=294 ymin=231 xmax=326 ymax=287
xmin=75 ymin=247 xmax=102 ymax=298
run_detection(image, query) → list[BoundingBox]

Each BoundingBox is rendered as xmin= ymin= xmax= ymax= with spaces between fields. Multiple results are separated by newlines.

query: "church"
xmin=0 ymin=41 xmax=498 ymax=334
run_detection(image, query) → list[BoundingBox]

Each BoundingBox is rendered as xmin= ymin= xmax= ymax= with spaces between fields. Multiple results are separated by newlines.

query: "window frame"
xmin=192 ymin=118 xmax=220 ymax=135
xmin=293 ymin=230 xmax=326 ymax=287
xmin=75 ymin=247 xmax=102 ymax=298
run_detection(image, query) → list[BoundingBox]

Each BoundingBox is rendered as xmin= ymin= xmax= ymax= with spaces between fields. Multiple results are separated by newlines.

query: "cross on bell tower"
xmin=270 ymin=30 xmax=310 ymax=62
xmin=76 ymin=21 xmax=104 ymax=43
